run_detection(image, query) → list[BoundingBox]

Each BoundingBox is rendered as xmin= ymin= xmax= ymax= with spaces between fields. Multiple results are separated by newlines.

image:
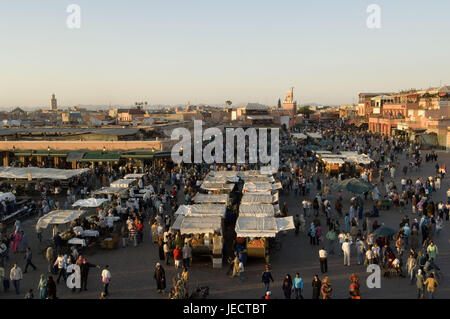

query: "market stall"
xmin=72 ymin=198 xmax=109 ymax=208
xmin=234 ymin=216 xmax=294 ymax=260
xmin=200 ymin=182 xmax=235 ymax=194
xmin=193 ymin=193 xmax=229 ymax=205
xmin=241 ymin=193 xmax=278 ymax=205
xmin=109 ymin=179 xmax=136 ymax=189
xmin=171 ymin=214 xmax=223 ymax=267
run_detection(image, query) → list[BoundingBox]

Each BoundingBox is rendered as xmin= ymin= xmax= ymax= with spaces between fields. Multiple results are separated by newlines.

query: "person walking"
xmin=182 ymin=243 xmax=192 ymax=268
xmin=154 ymin=263 xmax=166 ymax=293
xmin=261 ymin=266 xmax=274 ymax=292
xmin=46 ymin=276 xmax=57 ymax=299
xmin=23 ymin=247 xmax=37 ymax=273
xmin=416 ymin=269 xmax=425 ymax=299
xmin=38 ymin=274 xmax=47 ymax=299
xmin=54 ymin=253 xmax=66 ymax=284
xmin=426 ymin=241 xmax=438 ymax=261
xmin=342 ymin=239 xmax=351 ymax=266
xmin=101 ymin=265 xmax=111 ymax=296
xmin=238 ymin=260 xmax=244 ymax=283
xmin=10 ymin=263 xmax=23 ymax=294
xmin=45 ymin=246 xmax=55 ymax=274
xmin=423 ymin=273 xmax=438 ymax=299
xmin=282 ymin=274 xmax=292 ymax=299
xmin=312 ymin=275 xmax=321 ymax=299
xmin=292 ymin=273 xmax=304 ymax=299
xmin=319 ymin=247 xmax=328 ymax=273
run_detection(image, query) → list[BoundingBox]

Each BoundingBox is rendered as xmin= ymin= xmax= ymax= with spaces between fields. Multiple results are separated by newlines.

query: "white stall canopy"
xmin=110 ymin=179 xmax=135 ymax=188
xmin=172 ymin=215 xmax=222 ymax=235
xmin=292 ymin=133 xmax=307 ymax=140
xmin=193 ymin=193 xmax=229 ymax=204
xmin=92 ymin=187 xmax=127 ymax=196
xmin=239 ymin=204 xmax=275 ymax=217
xmin=306 ymin=132 xmax=322 ymax=139
xmin=0 ymin=167 xmax=90 ymax=180
xmin=72 ymin=198 xmax=109 ymax=208
xmin=200 ymin=182 xmax=235 ymax=192
xmin=175 ymin=204 xmax=227 ymax=218
xmin=36 ymin=210 xmax=85 ymax=230
xmin=235 ymin=216 xmax=294 ymax=237
xmin=241 ymin=193 xmax=278 ymax=204
xmin=243 ymin=182 xmax=274 ymax=193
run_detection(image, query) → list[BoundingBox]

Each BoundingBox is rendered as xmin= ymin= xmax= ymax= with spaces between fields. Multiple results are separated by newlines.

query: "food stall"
xmin=171 ymin=214 xmax=223 ymax=267
xmin=234 ymin=216 xmax=294 ymax=261
xmin=242 ymin=182 xmax=282 ymax=194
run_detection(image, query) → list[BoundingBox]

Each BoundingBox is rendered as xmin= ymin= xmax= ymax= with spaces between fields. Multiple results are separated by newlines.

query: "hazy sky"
xmin=1 ymin=0 xmax=449 ymax=109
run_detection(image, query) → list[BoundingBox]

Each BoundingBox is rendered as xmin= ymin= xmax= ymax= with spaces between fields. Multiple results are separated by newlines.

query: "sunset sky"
xmin=1 ymin=0 xmax=449 ymax=109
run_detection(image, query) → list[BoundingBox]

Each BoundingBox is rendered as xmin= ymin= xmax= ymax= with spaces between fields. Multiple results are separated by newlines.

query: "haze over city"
xmin=1 ymin=0 xmax=449 ymax=109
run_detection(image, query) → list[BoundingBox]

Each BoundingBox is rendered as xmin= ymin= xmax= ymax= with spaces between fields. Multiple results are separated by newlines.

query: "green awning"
xmin=154 ymin=152 xmax=172 ymax=158
xmin=67 ymin=151 xmax=86 ymax=162
xmin=79 ymin=151 xmax=121 ymax=162
xmin=14 ymin=151 xmax=68 ymax=157
xmin=120 ymin=151 xmax=156 ymax=159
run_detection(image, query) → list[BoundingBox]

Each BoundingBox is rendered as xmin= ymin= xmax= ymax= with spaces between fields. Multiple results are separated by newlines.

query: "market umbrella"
xmin=373 ymin=226 xmax=396 ymax=237
xmin=331 ymin=178 xmax=374 ymax=194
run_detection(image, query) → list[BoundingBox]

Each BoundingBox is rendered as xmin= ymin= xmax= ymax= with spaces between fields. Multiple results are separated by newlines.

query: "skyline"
xmin=1 ymin=0 xmax=449 ymax=108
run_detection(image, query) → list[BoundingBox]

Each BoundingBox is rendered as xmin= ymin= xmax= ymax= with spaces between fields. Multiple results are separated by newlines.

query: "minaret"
xmin=282 ymin=87 xmax=297 ymax=115
xmin=51 ymin=94 xmax=57 ymax=111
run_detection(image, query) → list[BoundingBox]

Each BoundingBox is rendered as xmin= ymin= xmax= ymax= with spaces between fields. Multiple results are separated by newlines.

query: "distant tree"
xmin=225 ymin=100 xmax=232 ymax=107
xmin=278 ymin=98 xmax=281 ymax=108
xmin=297 ymin=106 xmax=315 ymax=118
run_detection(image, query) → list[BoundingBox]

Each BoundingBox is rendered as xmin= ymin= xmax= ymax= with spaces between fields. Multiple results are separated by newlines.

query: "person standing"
xmin=356 ymin=239 xmax=366 ymax=265
xmin=38 ymin=274 xmax=47 ymax=299
xmin=46 ymin=246 xmax=55 ymax=274
xmin=46 ymin=276 xmax=57 ymax=299
xmin=54 ymin=253 xmax=66 ymax=284
xmin=342 ymin=239 xmax=351 ymax=266
xmin=426 ymin=241 xmax=438 ymax=261
xmin=10 ymin=263 xmax=23 ymax=295
xmin=23 ymin=247 xmax=37 ymax=273
xmin=80 ymin=258 xmax=100 ymax=292
xmin=319 ymin=247 xmax=328 ymax=274
xmin=101 ymin=265 xmax=111 ymax=296
xmin=292 ymin=273 xmax=304 ymax=299
xmin=282 ymin=274 xmax=292 ymax=299
xmin=312 ymin=275 xmax=321 ymax=299
xmin=326 ymin=228 xmax=336 ymax=255
xmin=261 ymin=266 xmax=274 ymax=292
xmin=321 ymin=277 xmax=332 ymax=299
xmin=154 ymin=263 xmax=166 ymax=293
xmin=182 ymin=243 xmax=193 ymax=268
xmin=416 ymin=269 xmax=425 ymax=299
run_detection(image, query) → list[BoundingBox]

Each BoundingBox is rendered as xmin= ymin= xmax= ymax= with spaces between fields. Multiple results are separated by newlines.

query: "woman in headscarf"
xmin=154 ymin=263 xmax=166 ymax=293
xmin=38 ymin=274 xmax=48 ymax=299
xmin=309 ymin=223 xmax=317 ymax=246
xmin=282 ymin=274 xmax=292 ymax=299
xmin=321 ymin=277 xmax=332 ymax=299
xmin=11 ymin=231 xmax=22 ymax=254
xmin=46 ymin=276 xmax=57 ymax=299
xmin=312 ymin=275 xmax=321 ymax=299
xmin=349 ymin=274 xmax=360 ymax=299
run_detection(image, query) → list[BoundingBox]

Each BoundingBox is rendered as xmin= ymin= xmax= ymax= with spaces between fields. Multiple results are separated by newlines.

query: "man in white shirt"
xmin=319 ymin=247 xmax=328 ymax=273
xmin=10 ymin=263 xmax=23 ymax=295
xmin=342 ymin=239 xmax=351 ymax=266
xmin=101 ymin=265 xmax=111 ymax=296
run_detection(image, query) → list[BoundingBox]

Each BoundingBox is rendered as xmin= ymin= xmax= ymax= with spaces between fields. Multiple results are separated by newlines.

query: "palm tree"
xmin=225 ymin=100 xmax=232 ymax=107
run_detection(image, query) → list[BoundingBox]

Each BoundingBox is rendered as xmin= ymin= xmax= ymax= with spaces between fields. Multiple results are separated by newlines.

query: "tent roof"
xmin=239 ymin=204 xmax=275 ymax=217
xmin=235 ymin=216 xmax=294 ymax=237
xmin=172 ymin=215 xmax=222 ymax=235
xmin=36 ymin=210 xmax=85 ymax=230
xmin=175 ymin=204 xmax=227 ymax=218
xmin=72 ymin=198 xmax=109 ymax=208
xmin=193 ymin=193 xmax=229 ymax=204
xmin=0 ymin=167 xmax=90 ymax=180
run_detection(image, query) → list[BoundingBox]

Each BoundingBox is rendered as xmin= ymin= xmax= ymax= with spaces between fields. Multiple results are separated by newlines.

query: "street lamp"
xmin=102 ymin=146 xmax=106 ymax=154
xmin=47 ymin=146 xmax=51 ymax=154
